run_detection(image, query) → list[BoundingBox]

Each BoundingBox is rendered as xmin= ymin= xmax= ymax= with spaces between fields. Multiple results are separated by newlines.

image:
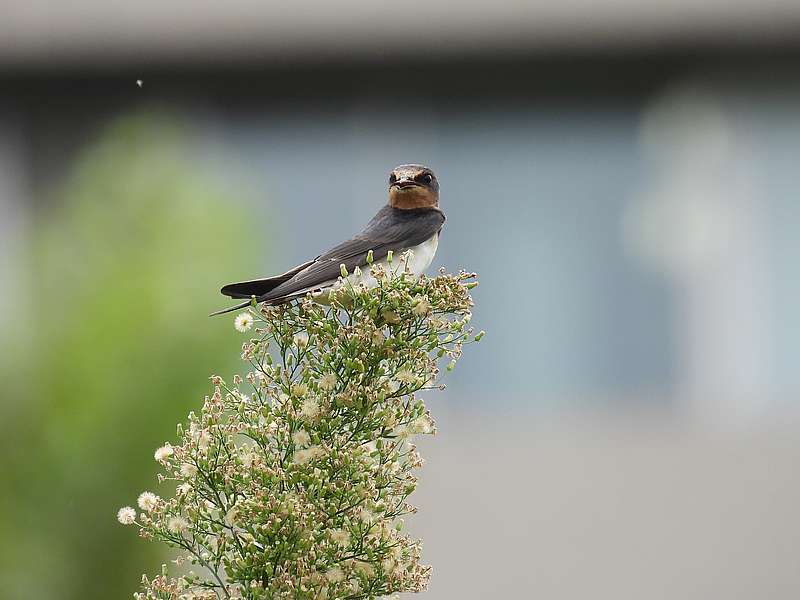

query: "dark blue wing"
xmin=261 ymin=206 xmax=445 ymax=302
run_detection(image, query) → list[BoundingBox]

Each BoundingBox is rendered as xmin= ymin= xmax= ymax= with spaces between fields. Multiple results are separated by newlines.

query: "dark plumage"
xmin=211 ymin=165 xmax=444 ymax=316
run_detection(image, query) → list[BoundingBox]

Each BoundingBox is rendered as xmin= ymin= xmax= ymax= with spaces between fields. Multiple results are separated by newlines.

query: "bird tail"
xmin=209 ymin=297 xmax=256 ymax=317
xmin=220 ymin=259 xmax=315 ymax=299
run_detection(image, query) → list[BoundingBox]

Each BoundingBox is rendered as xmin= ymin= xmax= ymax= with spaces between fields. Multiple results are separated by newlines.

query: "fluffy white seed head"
xmin=137 ymin=491 xmax=159 ymax=512
xmin=117 ymin=506 xmax=136 ymax=525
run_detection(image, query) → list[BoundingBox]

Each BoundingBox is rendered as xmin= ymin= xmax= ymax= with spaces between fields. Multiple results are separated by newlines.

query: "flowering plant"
xmin=119 ymin=255 xmax=481 ymax=599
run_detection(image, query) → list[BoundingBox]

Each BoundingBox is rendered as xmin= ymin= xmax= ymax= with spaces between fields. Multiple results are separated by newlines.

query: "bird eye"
xmin=417 ymin=173 xmax=433 ymax=185
xmin=389 ymin=173 xmax=398 ymax=184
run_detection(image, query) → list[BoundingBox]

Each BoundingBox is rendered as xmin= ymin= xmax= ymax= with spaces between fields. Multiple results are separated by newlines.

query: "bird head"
xmin=388 ymin=164 xmax=439 ymax=209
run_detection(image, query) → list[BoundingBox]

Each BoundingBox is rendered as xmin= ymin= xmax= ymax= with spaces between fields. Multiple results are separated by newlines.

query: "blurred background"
xmin=1 ymin=1 xmax=800 ymax=598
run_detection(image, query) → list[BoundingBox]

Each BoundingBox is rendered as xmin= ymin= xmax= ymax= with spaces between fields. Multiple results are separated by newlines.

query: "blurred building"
xmin=2 ymin=2 xmax=800 ymax=599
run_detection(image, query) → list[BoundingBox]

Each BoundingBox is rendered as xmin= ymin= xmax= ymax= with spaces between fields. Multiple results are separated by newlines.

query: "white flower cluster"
xmin=119 ymin=268 xmax=481 ymax=600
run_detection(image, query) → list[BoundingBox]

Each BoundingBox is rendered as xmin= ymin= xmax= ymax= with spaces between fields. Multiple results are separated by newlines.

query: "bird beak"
xmin=391 ymin=178 xmax=419 ymax=190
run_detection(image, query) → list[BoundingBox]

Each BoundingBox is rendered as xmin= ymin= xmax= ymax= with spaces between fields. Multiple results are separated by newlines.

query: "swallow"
xmin=211 ymin=164 xmax=445 ymax=316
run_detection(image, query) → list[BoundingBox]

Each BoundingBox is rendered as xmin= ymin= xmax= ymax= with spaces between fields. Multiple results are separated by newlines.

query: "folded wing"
xmin=220 ymin=259 xmax=315 ymax=299
xmin=260 ymin=206 xmax=444 ymax=304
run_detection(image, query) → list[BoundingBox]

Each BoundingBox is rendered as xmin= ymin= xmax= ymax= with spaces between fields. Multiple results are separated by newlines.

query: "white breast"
xmin=307 ymin=233 xmax=440 ymax=299
xmin=402 ymin=233 xmax=440 ymax=275
xmin=349 ymin=233 xmax=439 ymax=287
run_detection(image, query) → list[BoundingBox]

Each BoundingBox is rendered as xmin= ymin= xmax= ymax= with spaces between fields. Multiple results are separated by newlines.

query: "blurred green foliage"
xmin=0 ymin=111 xmax=263 ymax=599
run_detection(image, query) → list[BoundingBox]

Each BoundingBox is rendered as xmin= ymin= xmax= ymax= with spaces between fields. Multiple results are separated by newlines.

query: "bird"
xmin=211 ymin=164 xmax=445 ymax=316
